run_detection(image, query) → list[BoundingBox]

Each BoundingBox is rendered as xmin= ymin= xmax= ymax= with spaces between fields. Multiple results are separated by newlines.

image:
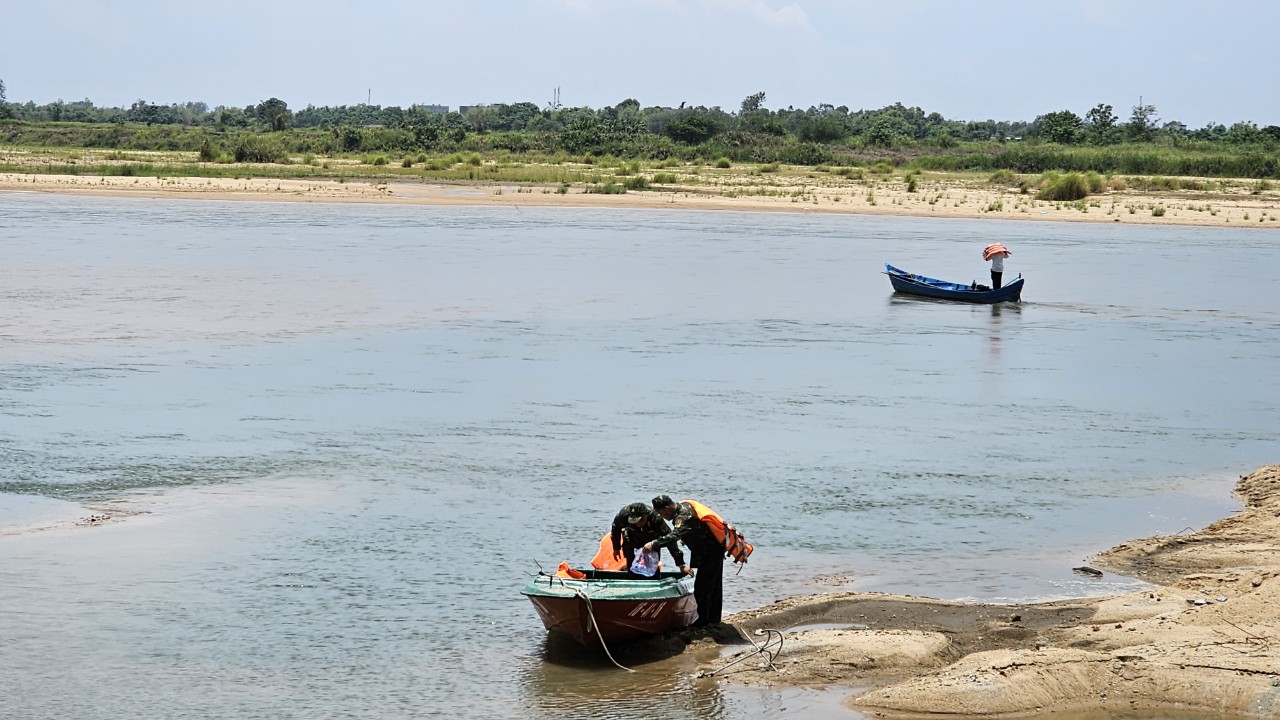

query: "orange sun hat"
xmin=983 ymin=243 xmax=1011 ymax=261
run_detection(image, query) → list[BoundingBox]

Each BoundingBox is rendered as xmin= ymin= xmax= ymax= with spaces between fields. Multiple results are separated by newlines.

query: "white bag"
xmin=629 ymin=548 xmax=660 ymax=577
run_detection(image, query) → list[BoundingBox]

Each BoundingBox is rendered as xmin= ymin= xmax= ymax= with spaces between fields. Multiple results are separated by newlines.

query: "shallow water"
xmin=1 ymin=194 xmax=1276 ymax=719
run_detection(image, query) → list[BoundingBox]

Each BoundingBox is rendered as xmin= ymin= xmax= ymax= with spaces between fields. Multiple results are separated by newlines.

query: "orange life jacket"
xmin=589 ymin=532 xmax=627 ymax=571
xmin=684 ymin=499 xmax=754 ymax=564
xmin=555 ymin=561 xmax=587 ymax=579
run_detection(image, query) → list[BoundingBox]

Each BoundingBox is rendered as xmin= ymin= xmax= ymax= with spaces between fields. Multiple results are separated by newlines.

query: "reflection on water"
xmin=524 ymin=633 xmax=727 ymax=720
xmin=1 ymin=194 xmax=1277 ymax=720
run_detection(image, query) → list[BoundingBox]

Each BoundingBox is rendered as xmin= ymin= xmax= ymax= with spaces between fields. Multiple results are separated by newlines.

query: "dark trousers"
xmin=691 ymin=549 xmax=724 ymax=626
xmin=991 ymin=271 xmax=1003 ymax=289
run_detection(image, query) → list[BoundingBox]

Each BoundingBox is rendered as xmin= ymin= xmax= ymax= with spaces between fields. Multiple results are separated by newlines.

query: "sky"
xmin=2 ymin=0 xmax=1276 ymax=128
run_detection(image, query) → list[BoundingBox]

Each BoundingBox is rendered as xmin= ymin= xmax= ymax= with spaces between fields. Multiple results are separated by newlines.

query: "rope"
xmin=572 ymin=588 xmax=636 ymax=672
xmin=703 ymin=628 xmax=784 ymax=677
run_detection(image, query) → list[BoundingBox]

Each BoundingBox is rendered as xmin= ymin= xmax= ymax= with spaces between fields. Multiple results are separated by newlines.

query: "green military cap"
xmin=624 ymin=502 xmax=650 ymax=524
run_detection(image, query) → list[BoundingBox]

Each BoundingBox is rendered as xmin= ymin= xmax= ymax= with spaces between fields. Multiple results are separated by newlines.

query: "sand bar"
xmin=698 ymin=465 xmax=1280 ymax=718
xmin=3 ymin=171 xmax=1280 ymax=229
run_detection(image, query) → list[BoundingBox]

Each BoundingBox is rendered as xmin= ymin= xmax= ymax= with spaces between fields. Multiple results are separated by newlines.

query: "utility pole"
xmin=368 ymin=88 xmax=371 ymax=105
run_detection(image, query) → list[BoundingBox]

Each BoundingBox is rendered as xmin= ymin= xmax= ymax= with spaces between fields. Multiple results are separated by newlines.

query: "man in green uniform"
xmin=610 ymin=501 xmax=690 ymax=575
xmin=645 ymin=494 xmax=724 ymax=626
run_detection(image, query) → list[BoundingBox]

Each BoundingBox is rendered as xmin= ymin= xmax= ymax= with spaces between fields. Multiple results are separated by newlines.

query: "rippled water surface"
xmin=2 ymin=194 xmax=1277 ymax=719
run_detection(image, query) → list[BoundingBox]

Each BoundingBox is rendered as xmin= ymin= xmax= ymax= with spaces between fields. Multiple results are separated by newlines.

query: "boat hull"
xmin=522 ymin=570 xmax=697 ymax=646
xmin=885 ymin=264 xmax=1023 ymax=304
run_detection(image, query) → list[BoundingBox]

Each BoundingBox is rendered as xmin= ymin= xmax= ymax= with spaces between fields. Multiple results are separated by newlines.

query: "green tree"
xmin=1225 ymin=121 xmax=1264 ymax=145
xmin=1127 ymin=102 xmax=1159 ymax=141
xmin=0 ymin=78 xmax=10 ymax=119
xmin=1084 ymin=103 xmax=1120 ymax=145
xmin=254 ymin=97 xmax=292 ymax=131
xmin=664 ymin=113 xmax=719 ymax=144
xmin=740 ymin=91 xmax=766 ymax=114
xmin=465 ymin=104 xmax=498 ymax=132
xmin=864 ymin=113 xmax=911 ymax=148
xmin=1034 ymin=110 xmax=1084 ymax=143
xmin=559 ymin=112 xmax=602 ymax=153
xmin=797 ymin=114 xmax=847 ymax=143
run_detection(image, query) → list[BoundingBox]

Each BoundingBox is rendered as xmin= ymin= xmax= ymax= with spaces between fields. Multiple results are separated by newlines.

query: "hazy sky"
xmin=2 ymin=0 xmax=1275 ymax=128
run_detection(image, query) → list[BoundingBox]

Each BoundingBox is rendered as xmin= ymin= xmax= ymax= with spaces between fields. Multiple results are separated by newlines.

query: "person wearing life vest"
xmin=609 ymin=501 xmax=690 ymax=576
xmin=645 ymin=494 xmax=752 ymax=627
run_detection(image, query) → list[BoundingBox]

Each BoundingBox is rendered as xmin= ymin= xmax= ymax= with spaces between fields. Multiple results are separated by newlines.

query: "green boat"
xmin=522 ymin=568 xmax=697 ymax=646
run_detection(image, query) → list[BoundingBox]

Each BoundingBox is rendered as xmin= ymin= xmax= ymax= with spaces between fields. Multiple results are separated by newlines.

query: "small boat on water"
xmin=884 ymin=263 xmax=1024 ymax=304
xmin=522 ymin=568 xmax=697 ymax=647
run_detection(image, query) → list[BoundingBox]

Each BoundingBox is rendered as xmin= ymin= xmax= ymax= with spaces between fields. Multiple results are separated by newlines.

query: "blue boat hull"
xmin=885 ymin=264 xmax=1023 ymax=304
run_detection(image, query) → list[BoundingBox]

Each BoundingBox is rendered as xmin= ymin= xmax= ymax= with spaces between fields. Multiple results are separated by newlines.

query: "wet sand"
xmin=699 ymin=465 xmax=1280 ymax=718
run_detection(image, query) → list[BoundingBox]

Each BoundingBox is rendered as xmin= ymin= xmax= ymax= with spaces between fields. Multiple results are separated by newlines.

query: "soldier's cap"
xmin=626 ymin=502 xmax=648 ymax=524
xmin=651 ymin=494 xmax=675 ymax=510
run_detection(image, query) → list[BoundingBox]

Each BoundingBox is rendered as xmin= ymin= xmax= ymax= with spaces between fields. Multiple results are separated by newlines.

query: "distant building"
xmin=419 ymin=104 xmax=448 ymax=115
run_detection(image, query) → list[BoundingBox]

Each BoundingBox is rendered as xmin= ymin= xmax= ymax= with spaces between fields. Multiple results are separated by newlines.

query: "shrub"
xmin=587 ymin=182 xmax=626 ymax=194
xmin=1036 ymin=172 xmax=1090 ymax=201
xmin=198 ymin=139 xmax=219 ymax=162
xmin=989 ymin=169 xmax=1017 ymax=185
xmin=232 ymin=134 xmax=287 ymax=163
xmin=714 ymin=157 xmax=731 ymax=169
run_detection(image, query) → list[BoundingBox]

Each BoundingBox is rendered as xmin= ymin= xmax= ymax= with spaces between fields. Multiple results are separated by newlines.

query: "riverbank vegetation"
xmin=2 ymin=89 xmax=1278 ymax=194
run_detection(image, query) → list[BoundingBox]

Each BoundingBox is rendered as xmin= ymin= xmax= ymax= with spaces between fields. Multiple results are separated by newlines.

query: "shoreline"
xmin=4 ymin=172 xmax=1280 ymax=228
xmin=699 ymin=465 xmax=1280 ymax=718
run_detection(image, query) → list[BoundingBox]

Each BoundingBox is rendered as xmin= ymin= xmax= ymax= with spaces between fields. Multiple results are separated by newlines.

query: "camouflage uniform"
xmin=610 ymin=502 xmax=686 ymax=570
xmin=651 ymin=498 xmax=725 ymax=626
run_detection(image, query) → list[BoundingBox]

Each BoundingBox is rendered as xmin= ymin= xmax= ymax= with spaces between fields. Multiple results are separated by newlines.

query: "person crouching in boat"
xmin=610 ymin=502 xmax=691 ymax=577
xmin=645 ymin=495 xmax=753 ymax=627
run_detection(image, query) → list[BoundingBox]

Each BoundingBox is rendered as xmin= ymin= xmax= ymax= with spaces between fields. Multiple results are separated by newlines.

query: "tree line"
xmin=2 ymin=81 xmax=1278 ymax=176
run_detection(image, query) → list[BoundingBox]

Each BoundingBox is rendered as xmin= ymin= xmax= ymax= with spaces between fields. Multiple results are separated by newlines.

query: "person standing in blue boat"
xmin=984 ymin=243 xmax=1011 ymax=289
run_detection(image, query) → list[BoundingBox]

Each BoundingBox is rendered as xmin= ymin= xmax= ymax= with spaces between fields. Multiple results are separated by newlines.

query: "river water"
xmin=1 ymin=193 xmax=1276 ymax=719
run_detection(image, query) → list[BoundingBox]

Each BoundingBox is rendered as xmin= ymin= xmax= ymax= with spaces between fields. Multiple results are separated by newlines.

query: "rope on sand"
xmin=701 ymin=629 xmax=784 ymax=677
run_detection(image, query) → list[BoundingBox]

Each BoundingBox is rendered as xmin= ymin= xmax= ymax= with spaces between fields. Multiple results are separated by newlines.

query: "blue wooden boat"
xmin=884 ymin=264 xmax=1023 ymax=304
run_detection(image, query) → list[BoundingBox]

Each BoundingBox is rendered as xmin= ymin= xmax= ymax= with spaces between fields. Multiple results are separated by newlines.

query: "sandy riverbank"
xmin=3 ymin=171 xmax=1280 ymax=229
xmin=697 ymin=465 xmax=1280 ymax=718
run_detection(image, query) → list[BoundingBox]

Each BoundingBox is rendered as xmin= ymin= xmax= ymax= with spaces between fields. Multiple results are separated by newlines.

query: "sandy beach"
xmin=3 ymin=170 xmax=1280 ymax=229
xmin=699 ymin=465 xmax=1280 ymax=718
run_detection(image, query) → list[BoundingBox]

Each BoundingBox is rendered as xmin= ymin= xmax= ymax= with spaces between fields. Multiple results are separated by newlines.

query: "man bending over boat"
xmin=610 ymin=502 xmax=691 ymax=577
xmin=645 ymin=495 xmax=753 ymax=627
